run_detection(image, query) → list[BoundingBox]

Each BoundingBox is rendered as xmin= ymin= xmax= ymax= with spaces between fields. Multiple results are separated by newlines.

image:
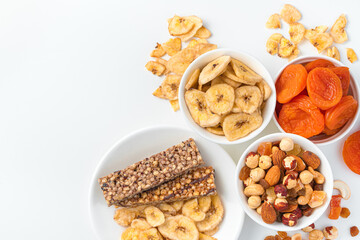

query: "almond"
xmin=272 ymin=149 xmax=286 ymax=170
xmin=261 ymin=201 xmax=277 ymax=224
xmin=292 ymin=155 xmax=306 ymax=172
xmin=301 ymin=151 xmax=321 ymax=169
xmin=265 ymin=165 xmax=281 ymax=186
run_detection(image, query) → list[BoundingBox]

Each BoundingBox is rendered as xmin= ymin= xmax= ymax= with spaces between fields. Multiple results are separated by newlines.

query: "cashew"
xmin=244 ymin=184 xmax=265 ymax=197
xmin=308 ymin=167 xmax=325 ymax=184
xmin=297 ymin=184 xmax=313 ymax=205
xmin=333 ymin=180 xmax=351 ymax=200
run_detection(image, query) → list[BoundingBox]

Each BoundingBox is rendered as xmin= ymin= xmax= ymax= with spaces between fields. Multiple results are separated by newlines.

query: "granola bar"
xmin=98 ymin=138 xmax=204 ymax=206
xmin=117 ymin=166 xmax=216 ymax=207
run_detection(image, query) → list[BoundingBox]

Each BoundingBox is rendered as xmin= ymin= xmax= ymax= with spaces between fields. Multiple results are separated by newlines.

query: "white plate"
xmin=89 ymin=125 xmax=245 ymax=240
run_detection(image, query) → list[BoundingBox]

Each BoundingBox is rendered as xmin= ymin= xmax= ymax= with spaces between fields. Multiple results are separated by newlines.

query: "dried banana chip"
xmin=221 ymin=75 xmax=241 ymax=88
xmin=158 ymin=203 xmax=177 ymax=216
xmin=193 ymin=43 xmax=217 ymax=57
xmin=205 ymin=83 xmax=235 ymax=115
xmin=199 ymin=232 xmax=217 ymax=240
xmin=196 ymin=195 xmax=224 ymax=232
xmin=280 ymin=4 xmax=301 ymax=24
xmin=114 ymin=208 xmax=137 ymax=227
xmin=162 ymin=38 xmax=182 ymax=56
xmin=287 ymin=47 xmax=300 ymax=62
xmin=153 ymin=87 xmax=166 ymax=99
xmin=182 ymin=198 xmax=206 ymax=222
xmin=198 ymin=196 xmax=212 ymax=213
xmin=199 ymin=56 xmax=231 ymax=85
xmin=223 ymin=112 xmax=263 ymax=141
xmin=347 ymin=48 xmax=358 ymax=63
xmin=139 ymin=228 xmax=163 ymax=240
xmin=194 ymin=26 xmax=212 ymax=39
xmin=309 ymin=33 xmax=333 ymax=53
xmin=265 ymin=13 xmax=281 ymax=29
xmin=327 ymin=46 xmax=340 ymax=61
xmin=330 ymin=14 xmax=348 ymax=43
xmin=202 ymin=225 xmax=219 ymax=236
xmin=154 ymin=57 xmax=170 ymax=75
xmin=234 ymin=86 xmax=263 ymax=114
xmin=179 ymin=16 xmax=203 ymax=42
xmin=289 ymin=23 xmax=305 ymax=44
xmin=185 ymin=68 xmax=201 ymax=90
xmin=198 ymin=83 xmax=211 ymax=92
xmin=161 ymin=74 xmax=182 ymax=100
xmin=230 ymin=58 xmax=262 ymax=85
xmin=266 ymin=33 xmax=283 ymax=55
xmin=150 ymin=43 xmax=166 ymax=58
xmin=144 ymin=206 xmax=165 ymax=227
xmin=145 ymin=61 xmax=166 ymax=76
xmin=168 ymin=15 xmax=195 ymax=36
xmin=131 ymin=219 xmax=152 ymax=230
xmin=206 ymin=126 xmax=224 ymax=136
xmin=187 ymin=39 xmax=208 ymax=48
xmin=278 ymin=38 xmax=296 ymax=58
xmin=121 ymin=227 xmax=141 ymax=240
xmin=304 ymin=25 xmax=328 ymax=40
xmin=168 ymin=47 xmax=198 ymax=74
xmin=256 ymin=80 xmax=272 ymax=101
xmin=223 ymin=65 xmax=242 ymax=82
xmin=210 ymin=76 xmax=225 ymax=86
xmin=158 ymin=215 xmax=199 ymax=240
xmin=170 ymin=201 xmax=184 ymax=212
xmin=170 ymin=99 xmax=180 ymax=112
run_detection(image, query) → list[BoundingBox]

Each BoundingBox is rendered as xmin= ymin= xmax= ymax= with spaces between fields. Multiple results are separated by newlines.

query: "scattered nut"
xmin=250 ymin=167 xmax=266 ymax=182
xmin=302 ymin=223 xmax=315 ymax=232
xmin=259 ymin=155 xmax=273 ymax=170
xmin=299 ymin=170 xmax=314 ymax=184
xmin=323 ymin=226 xmax=338 ymax=240
xmin=248 ymin=195 xmax=262 ymax=209
xmin=333 ymin=180 xmax=351 ymax=200
xmin=246 ymin=152 xmax=260 ymax=169
xmin=309 ymin=229 xmax=324 ymax=240
xmin=340 ymin=207 xmax=350 ymax=218
xmin=280 ymin=137 xmax=294 ymax=152
xmin=291 ymin=233 xmax=302 ymax=240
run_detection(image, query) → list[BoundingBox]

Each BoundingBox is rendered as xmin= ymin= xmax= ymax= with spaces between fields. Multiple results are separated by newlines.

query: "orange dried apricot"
xmin=331 ymin=67 xmax=350 ymax=96
xmin=276 ymin=64 xmax=307 ymax=104
xmin=307 ymin=67 xmax=343 ymax=110
xmin=328 ymin=195 xmax=342 ymax=219
xmin=343 ymin=130 xmax=360 ymax=174
xmin=258 ymin=142 xmax=272 ymax=155
xmin=325 ymin=95 xmax=358 ymax=130
xmin=323 ymin=126 xmax=341 ymax=136
xmin=278 ymin=95 xmax=324 ymax=138
xmin=304 ymin=59 xmax=335 ymax=72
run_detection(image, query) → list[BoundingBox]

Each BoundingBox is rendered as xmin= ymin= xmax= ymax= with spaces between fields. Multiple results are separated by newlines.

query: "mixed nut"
xmin=239 ymin=137 xmax=327 ymax=227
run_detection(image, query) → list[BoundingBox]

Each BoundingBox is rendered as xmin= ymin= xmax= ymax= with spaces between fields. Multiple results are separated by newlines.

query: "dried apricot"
xmin=276 ymin=64 xmax=307 ymax=104
xmin=307 ymin=67 xmax=343 ymax=110
xmin=340 ymin=207 xmax=350 ymax=218
xmin=278 ymin=95 xmax=324 ymax=138
xmin=325 ymin=96 xmax=358 ymax=130
xmin=323 ymin=126 xmax=341 ymax=136
xmin=330 ymin=67 xmax=350 ymax=96
xmin=304 ymin=59 xmax=335 ymax=72
xmin=328 ymin=195 xmax=342 ymax=219
xmin=257 ymin=142 xmax=272 ymax=156
xmin=343 ymin=130 xmax=360 ymax=174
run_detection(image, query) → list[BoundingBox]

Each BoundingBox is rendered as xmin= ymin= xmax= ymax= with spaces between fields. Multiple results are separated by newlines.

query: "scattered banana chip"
xmin=121 ymin=227 xmax=141 ymax=240
xmin=153 ymin=86 xmax=167 ymax=99
xmin=347 ymin=48 xmax=358 ymax=63
xmin=177 ymin=16 xmax=203 ymax=42
xmin=168 ymin=15 xmax=195 ymax=36
xmin=158 ymin=215 xmax=199 ymax=240
xmin=199 ymin=232 xmax=217 ymax=240
xmin=309 ymin=32 xmax=333 ymax=53
xmin=185 ymin=68 xmax=201 ymax=90
xmin=205 ymin=83 xmax=235 ymax=115
xmin=139 ymin=228 xmax=163 ymax=240
xmin=144 ymin=206 xmax=165 ymax=227
xmin=230 ymin=58 xmax=262 ymax=85
xmin=185 ymin=89 xmax=221 ymax=127
xmin=154 ymin=57 xmax=170 ymax=75
xmin=182 ymin=198 xmax=206 ymax=222
xmin=289 ymin=23 xmax=305 ymax=44
xmin=160 ymin=75 xmax=182 ymax=100
xmin=194 ymin=26 xmax=212 ymax=39
xmin=170 ymin=100 xmax=180 ymax=112
xmin=234 ymin=86 xmax=263 ymax=114
xmin=168 ymin=47 xmax=198 ymax=74
xmin=223 ymin=112 xmax=263 ymax=141
xmin=199 ymin=56 xmax=231 ymax=85
xmin=221 ymin=75 xmax=241 ymax=88
xmin=150 ymin=43 xmax=166 ymax=58
xmin=327 ymin=46 xmax=340 ymax=61
xmin=162 ymin=38 xmax=182 ymax=56
xmin=256 ymin=80 xmax=272 ymax=101
xmin=265 ymin=13 xmax=281 ymax=29
xmin=193 ymin=43 xmax=217 ymax=57
xmin=278 ymin=37 xmax=296 ymax=58
xmin=287 ymin=47 xmax=300 ymax=62
xmin=330 ymin=14 xmax=348 ymax=43
xmin=280 ymin=4 xmax=301 ymax=24
xmin=145 ymin=61 xmax=166 ymax=76
xmin=266 ymin=33 xmax=283 ymax=55
xmin=206 ymin=126 xmax=224 ymax=136
xmin=196 ymin=195 xmax=224 ymax=232
xmin=131 ymin=219 xmax=152 ymax=231
xmin=304 ymin=25 xmax=328 ymax=40
xmin=187 ymin=39 xmax=208 ymax=48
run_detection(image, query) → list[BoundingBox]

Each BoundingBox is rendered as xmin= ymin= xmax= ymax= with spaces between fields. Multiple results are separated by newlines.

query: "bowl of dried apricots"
xmin=273 ymin=56 xmax=359 ymax=145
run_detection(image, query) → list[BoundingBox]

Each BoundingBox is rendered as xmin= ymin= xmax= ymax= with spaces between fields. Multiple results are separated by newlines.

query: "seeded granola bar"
xmin=98 ymin=138 xmax=204 ymax=206
xmin=117 ymin=166 xmax=216 ymax=207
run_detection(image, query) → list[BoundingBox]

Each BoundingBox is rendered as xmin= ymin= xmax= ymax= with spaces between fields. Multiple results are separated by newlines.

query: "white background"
xmin=0 ymin=0 xmax=359 ymax=239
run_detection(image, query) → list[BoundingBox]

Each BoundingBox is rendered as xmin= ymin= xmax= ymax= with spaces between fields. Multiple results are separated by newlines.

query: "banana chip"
xmin=168 ymin=47 xmax=198 ymax=74
xmin=114 ymin=208 xmax=137 ymax=227
xmin=256 ymin=80 xmax=272 ymax=101
xmin=121 ymin=227 xmax=141 ymax=240
xmin=210 ymin=76 xmax=225 ymax=86
xmin=150 ymin=43 xmax=166 ymax=58
xmin=193 ymin=43 xmax=217 ymax=57
xmin=199 ymin=56 xmax=231 ymax=85
xmin=287 ymin=47 xmax=300 ymax=62
xmin=280 ymin=4 xmax=301 ymax=24
xmin=185 ymin=68 xmax=200 ymax=90
xmin=168 ymin=15 xmax=195 ymax=36
xmin=206 ymin=127 xmax=224 ymax=136
xmin=187 ymin=39 xmax=208 ymax=48
xmin=198 ymin=196 xmax=212 ymax=213
xmin=158 ymin=215 xmax=199 ymax=240
xmin=330 ymin=14 xmax=348 ymax=43
xmin=178 ymin=16 xmax=203 ymax=42
xmin=196 ymin=195 xmax=224 ymax=232
xmin=170 ymin=201 xmax=184 ymax=212
xmin=145 ymin=61 xmax=166 ymax=76
xmin=265 ymin=13 xmax=281 ymax=29
xmin=170 ymin=100 xmax=180 ymax=112
xmin=182 ymin=198 xmax=206 ymax=222
xmin=205 ymin=83 xmax=235 ymax=115
xmin=158 ymin=203 xmax=177 ymax=216
xmin=347 ymin=48 xmax=358 ymax=63
xmin=304 ymin=25 xmax=328 ymax=40
xmin=309 ymin=33 xmax=333 ymax=53
xmin=223 ymin=112 xmax=263 ymax=141
xmin=235 ymin=86 xmax=263 ymax=114
xmin=131 ymin=219 xmax=152 ymax=231
xmin=154 ymin=57 xmax=170 ymax=75
xmin=221 ymin=75 xmax=241 ymax=88
xmin=144 ymin=206 xmax=165 ymax=227
xmin=194 ymin=26 xmax=212 ymax=39
xmin=153 ymin=86 xmax=167 ymax=99
xmin=289 ymin=23 xmax=305 ymax=44
xmin=223 ymin=65 xmax=242 ymax=82
xmin=199 ymin=233 xmax=217 ymax=240
xmin=230 ymin=58 xmax=262 ymax=85
xmin=266 ymin=33 xmax=283 ymax=55
xmin=202 ymin=225 xmax=219 ymax=236
xmin=327 ymin=46 xmax=340 ymax=61
xmin=162 ymin=38 xmax=182 ymax=56
xmin=278 ymin=38 xmax=296 ymax=58
xmin=198 ymin=83 xmax=211 ymax=92
xmin=161 ymin=75 xmax=182 ymax=100
xmin=139 ymin=228 xmax=164 ymax=240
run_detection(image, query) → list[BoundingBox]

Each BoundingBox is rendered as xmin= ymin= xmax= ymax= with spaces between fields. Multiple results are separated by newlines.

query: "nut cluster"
xmin=239 ymin=137 xmax=327 ymax=227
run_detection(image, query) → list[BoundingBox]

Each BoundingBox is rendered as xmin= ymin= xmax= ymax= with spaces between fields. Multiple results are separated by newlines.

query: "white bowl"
xmin=89 ymin=125 xmax=245 ymax=240
xmin=273 ymin=55 xmax=360 ymax=146
xmin=235 ymin=133 xmax=333 ymax=232
xmin=178 ymin=48 xmax=276 ymax=145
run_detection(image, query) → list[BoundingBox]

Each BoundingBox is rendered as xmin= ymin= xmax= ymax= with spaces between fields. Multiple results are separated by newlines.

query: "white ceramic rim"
xmin=273 ymin=55 xmax=360 ymax=146
xmin=179 ymin=48 xmax=276 ymax=145
xmin=235 ymin=132 xmax=334 ymax=231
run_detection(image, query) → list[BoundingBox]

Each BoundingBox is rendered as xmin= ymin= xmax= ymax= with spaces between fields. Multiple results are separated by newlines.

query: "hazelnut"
xmin=323 ymin=226 xmax=338 ymax=239
xmin=259 ymin=155 xmax=273 ymax=170
xmin=280 ymin=137 xmax=294 ymax=152
xmin=282 ymin=213 xmax=298 ymax=227
xmin=282 ymin=156 xmax=297 ymax=171
xmin=302 ymin=223 xmax=315 ymax=232
xmin=244 ymin=177 xmax=255 ymax=187
xmin=274 ymin=184 xmax=288 ymax=198
xmin=250 ymin=167 xmax=265 ymax=182
xmin=291 ymin=233 xmax=302 ymax=240
xmin=256 ymin=204 xmax=263 ymax=215
xmin=299 ymin=170 xmax=314 ymax=184
xmin=292 ymin=207 xmax=302 ymax=219
xmin=245 ymin=152 xmax=259 ymax=169
xmin=248 ymin=195 xmax=261 ymax=209
xmin=309 ymin=229 xmax=324 ymax=240
xmin=283 ymin=173 xmax=297 ymax=189
xmin=274 ymin=198 xmax=289 ymax=211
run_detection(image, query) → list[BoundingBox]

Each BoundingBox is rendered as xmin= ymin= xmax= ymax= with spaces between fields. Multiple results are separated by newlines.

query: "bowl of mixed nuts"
xmin=235 ymin=133 xmax=333 ymax=231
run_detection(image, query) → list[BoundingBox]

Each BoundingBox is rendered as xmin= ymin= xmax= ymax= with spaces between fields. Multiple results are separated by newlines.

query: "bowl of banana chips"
xmin=179 ymin=49 xmax=276 ymax=144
